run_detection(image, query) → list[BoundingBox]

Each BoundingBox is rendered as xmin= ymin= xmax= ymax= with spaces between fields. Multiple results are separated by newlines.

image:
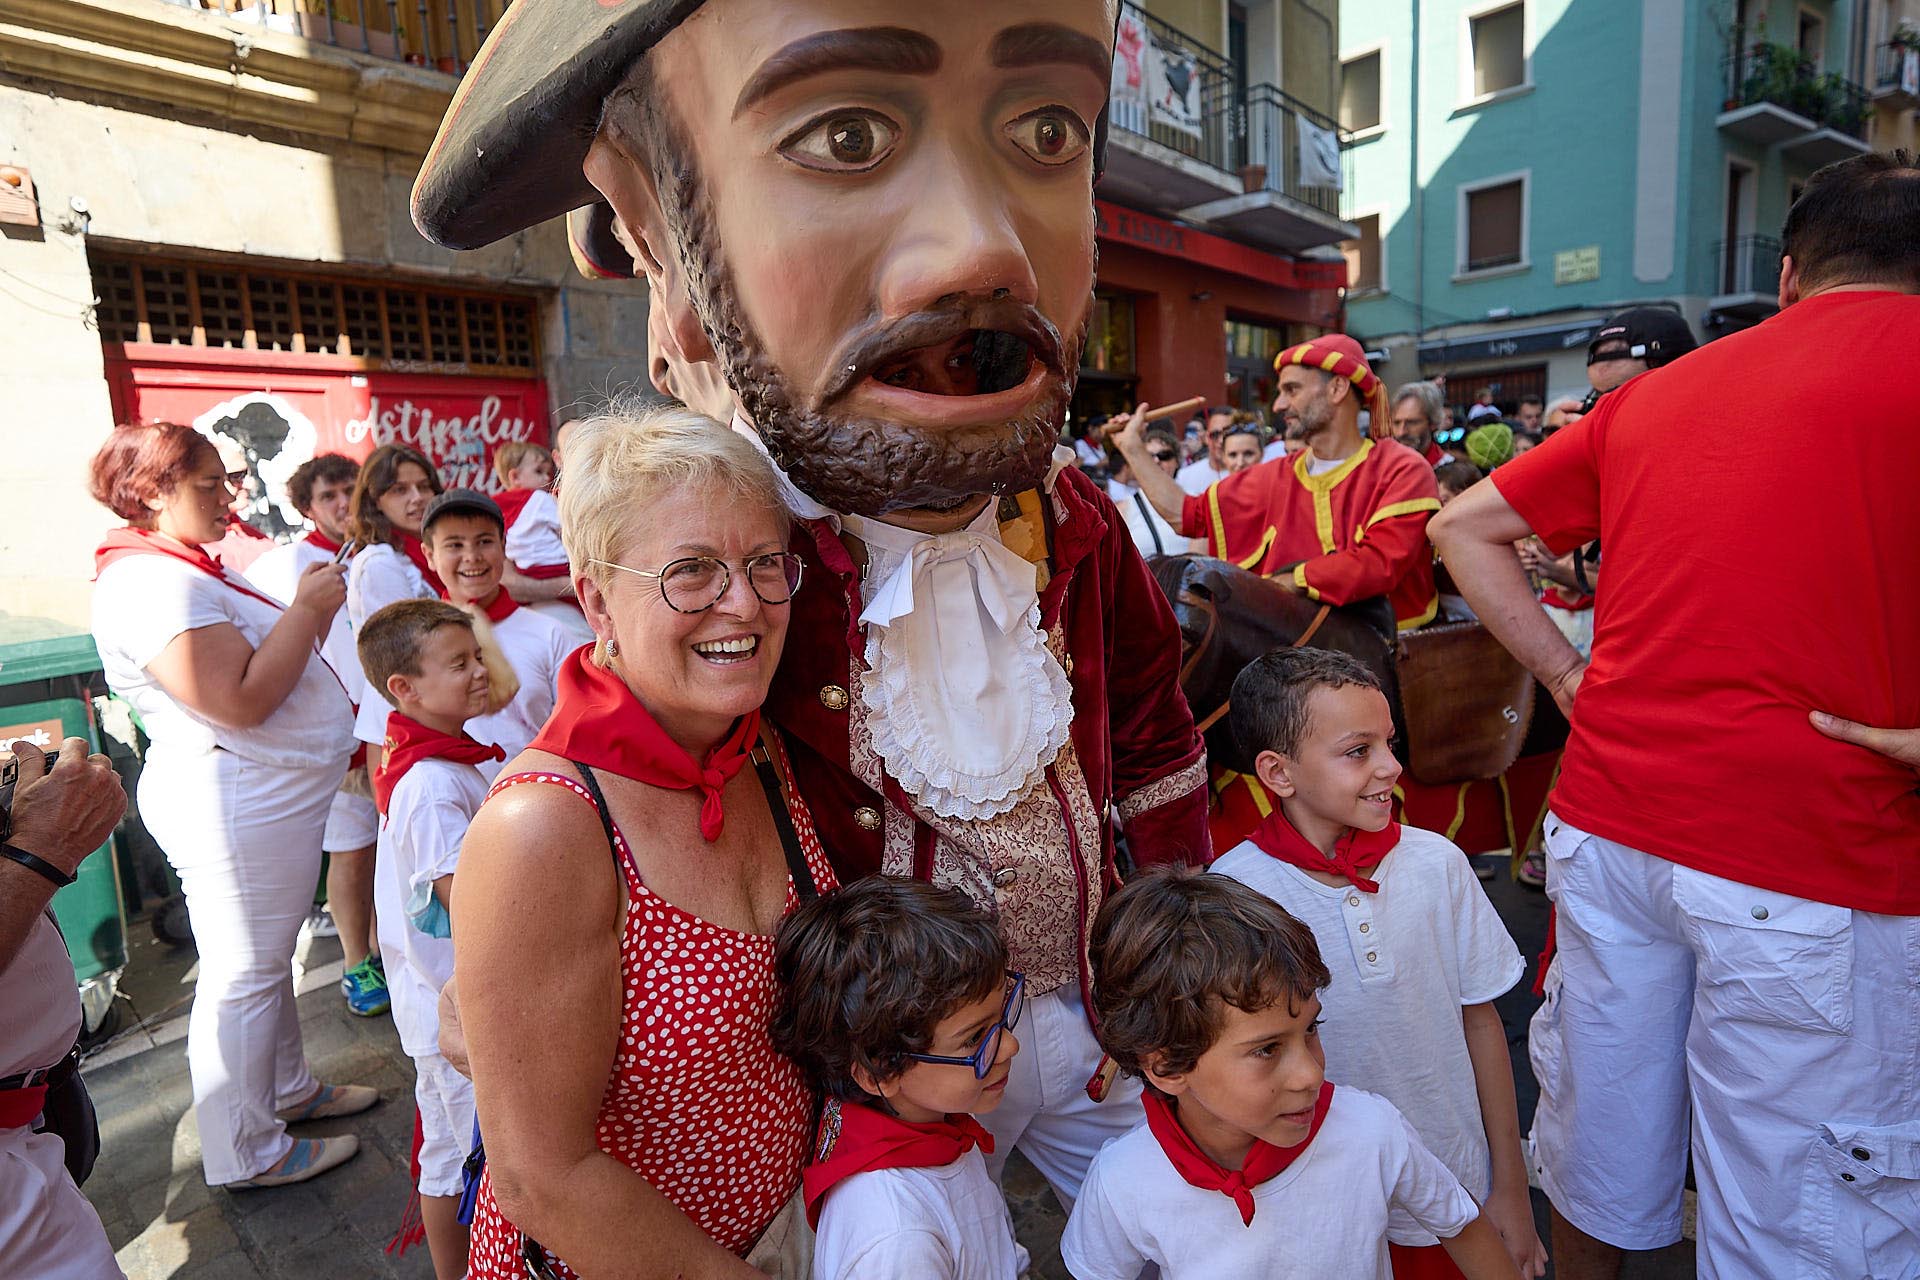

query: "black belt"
xmin=0 ymin=1041 xmax=80 ymax=1092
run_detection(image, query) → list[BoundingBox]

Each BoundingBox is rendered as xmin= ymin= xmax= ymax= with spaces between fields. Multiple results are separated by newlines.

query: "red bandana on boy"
xmin=1143 ymin=1083 xmax=1335 ymax=1225
xmin=449 ymin=588 xmax=520 ymax=624
xmin=801 ymin=1098 xmax=995 ymax=1228
xmin=303 ymin=529 xmax=344 ymax=556
xmin=94 ymin=527 xmax=290 ymax=614
xmin=1250 ymin=809 xmax=1401 ymax=894
xmin=372 ymin=712 xmax=505 ymax=816
xmin=493 ymin=487 xmax=536 ymax=531
xmin=399 ymin=532 xmax=446 ymax=596
xmin=528 ymin=649 xmax=759 ymax=842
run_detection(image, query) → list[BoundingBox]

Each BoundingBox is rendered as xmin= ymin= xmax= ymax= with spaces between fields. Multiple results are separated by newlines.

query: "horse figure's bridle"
xmin=1174 ymin=576 xmax=1332 ymax=736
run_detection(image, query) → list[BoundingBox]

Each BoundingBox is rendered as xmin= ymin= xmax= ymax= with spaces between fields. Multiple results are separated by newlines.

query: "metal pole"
xmin=447 ymin=0 xmax=460 ymax=70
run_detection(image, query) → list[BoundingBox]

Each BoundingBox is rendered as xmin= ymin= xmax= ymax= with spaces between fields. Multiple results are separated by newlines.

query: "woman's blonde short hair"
xmin=559 ymin=397 xmax=788 ymax=594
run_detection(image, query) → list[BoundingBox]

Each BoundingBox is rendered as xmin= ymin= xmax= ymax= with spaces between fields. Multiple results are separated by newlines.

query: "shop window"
xmin=1468 ymin=2 xmax=1526 ymax=98
xmin=1081 ymin=291 xmax=1136 ymax=377
xmin=1343 ymin=214 xmax=1383 ymax=293
xmin=1460 ymin=174 xmax=1528 ymax=274
xmin=92 ymin=254 xmax=541 ymax=373
xmin=1340 ymin=50 xmax=1382 ymax=133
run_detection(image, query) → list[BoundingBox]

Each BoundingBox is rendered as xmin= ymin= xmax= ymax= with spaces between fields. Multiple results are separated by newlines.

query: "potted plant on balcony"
xmin=1890 ymin=22 xmax=1919 ymax=51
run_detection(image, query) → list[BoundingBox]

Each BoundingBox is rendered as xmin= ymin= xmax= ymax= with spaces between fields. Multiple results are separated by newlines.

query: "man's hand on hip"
xmin=1810 ymin=713 xmax=1920 ymax=777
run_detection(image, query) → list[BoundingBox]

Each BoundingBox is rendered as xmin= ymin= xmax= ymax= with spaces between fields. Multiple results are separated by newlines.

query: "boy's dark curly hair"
xmin=771 ymin=876 xmax=1008 ymax=1102
xmin=1090 ymin=865 xmax=1330 ymax=1098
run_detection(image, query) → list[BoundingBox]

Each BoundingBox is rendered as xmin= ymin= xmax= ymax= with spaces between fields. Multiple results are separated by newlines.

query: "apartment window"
xmin=1469 ymin=3 xmax=1527 ymax=97
xmin=1343 ymin=214 xmax=1384 ymax=292
xmin=1459 ymin=174 xmax=1528 ymax=274
xmin=1340 ymin=50 xmax=1382 ymax=133
xmin=1797 ymin=7 xmax=1826 ymax=71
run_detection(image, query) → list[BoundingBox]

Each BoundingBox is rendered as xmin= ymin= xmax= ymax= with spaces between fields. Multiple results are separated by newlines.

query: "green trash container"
xmin=0 ymin=630 xmax=128 ymax=1038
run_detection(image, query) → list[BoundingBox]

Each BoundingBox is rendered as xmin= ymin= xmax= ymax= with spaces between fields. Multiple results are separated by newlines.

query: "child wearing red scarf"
xmin=358 ymin=599 xmax=505 ymax=1280
xmin=1065 ymin=867 xmax=1518 ymax=1280
xmin=769 ymin=878 xmax=1028 ymax=1280
xmin=1206 ymin=648 xmax=1542 ymax=1280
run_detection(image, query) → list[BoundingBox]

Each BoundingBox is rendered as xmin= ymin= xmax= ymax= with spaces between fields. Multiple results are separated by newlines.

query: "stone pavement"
xmin=79 ymin=868 xmax=1692 ymax=1279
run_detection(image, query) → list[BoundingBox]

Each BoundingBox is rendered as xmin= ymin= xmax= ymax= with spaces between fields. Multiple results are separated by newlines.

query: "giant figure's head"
xmin=414 ymin=0 xmax=1119 ymax=520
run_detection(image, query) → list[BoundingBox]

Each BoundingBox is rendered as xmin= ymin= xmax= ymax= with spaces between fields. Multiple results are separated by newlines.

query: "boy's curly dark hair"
xmin=771 ymin=876 xmax=1008 ymax=1102
xmin=1090 ymin=865 xmax=1330 ymax=1097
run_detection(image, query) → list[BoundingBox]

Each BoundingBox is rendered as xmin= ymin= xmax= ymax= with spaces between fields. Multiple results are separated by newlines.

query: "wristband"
xmin=1 ymin=843 xmax=76 ymax=888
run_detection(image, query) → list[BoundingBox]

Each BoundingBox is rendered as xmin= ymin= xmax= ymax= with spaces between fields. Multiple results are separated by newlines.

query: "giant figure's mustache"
xmin=817 ymin=294 xmax=1068 ymax=408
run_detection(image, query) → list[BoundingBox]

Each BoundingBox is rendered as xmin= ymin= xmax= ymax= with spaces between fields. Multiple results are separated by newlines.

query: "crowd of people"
xmin=0 ymin=7 xmax=1913 ymax=1277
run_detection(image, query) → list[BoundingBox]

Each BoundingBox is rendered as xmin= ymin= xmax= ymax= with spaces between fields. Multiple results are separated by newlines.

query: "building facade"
xmin=1336 ymin=0 xmax=1876 ymax=412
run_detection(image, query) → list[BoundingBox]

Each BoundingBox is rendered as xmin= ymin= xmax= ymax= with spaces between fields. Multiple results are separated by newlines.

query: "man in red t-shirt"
xmin=1431 ymin=150 xmax=1920 ymax=1280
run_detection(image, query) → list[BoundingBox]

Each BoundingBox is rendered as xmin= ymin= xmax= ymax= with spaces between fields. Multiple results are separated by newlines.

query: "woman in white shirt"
xmin=345 ymin=445 xmax=444 ymax=748
xmin=88 ymin=422 xmax=373 ymax=1189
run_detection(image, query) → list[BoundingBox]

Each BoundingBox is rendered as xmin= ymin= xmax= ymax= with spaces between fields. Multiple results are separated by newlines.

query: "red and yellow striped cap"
xmin=1274 ymin=334 xmax=1389 ymax=435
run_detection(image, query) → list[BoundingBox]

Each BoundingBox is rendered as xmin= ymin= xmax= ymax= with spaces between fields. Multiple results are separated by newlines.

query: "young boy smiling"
xmin=419 ymin=489 xmax=575 ymax=765
xmin=359 ymin=600 xmax=507 ymax=1280
xmin=1065 ymin=868 xmax=1518 ymax=1280
xmin=771 ymin=877 xmax=1029 ymax=1280
xmin=1208 ymin=648 xmax=1544 ymax=1278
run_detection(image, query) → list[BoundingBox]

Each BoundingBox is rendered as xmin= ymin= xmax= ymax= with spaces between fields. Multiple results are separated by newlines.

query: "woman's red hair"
xmin=88 ymin=422 xmax=219 ymax=525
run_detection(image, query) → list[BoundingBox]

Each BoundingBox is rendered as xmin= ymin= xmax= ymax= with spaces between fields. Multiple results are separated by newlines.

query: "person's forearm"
xmin=0 ymin=860 xmax=58 ymax=972
xmin=491 ymin=1147 xmax=762 ymax=1279
xmin=1463 ymin=1002 xmax=1528 ymax=1198
xmin=1116 ymin=440 xmax=1190 ymax=527
xmin=502 ymin=565 xmax=573 ymax=603
xmin=234 ymin=606 xmax=332 ymax=724
xmin=1436 ymin=533 xmax=1585 ymax=695
xmin=1442 ymin=1213 xmax=1524 ymax=1279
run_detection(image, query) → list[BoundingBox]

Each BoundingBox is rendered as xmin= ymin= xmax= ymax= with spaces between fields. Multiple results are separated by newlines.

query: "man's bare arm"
xmin=1111 ymin=402 xmax=1193 ymax=528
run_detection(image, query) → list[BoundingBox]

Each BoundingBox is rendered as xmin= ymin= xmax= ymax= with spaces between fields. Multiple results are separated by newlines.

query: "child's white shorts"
xmin=412 ymin=1050 xmax=477 ymax=1199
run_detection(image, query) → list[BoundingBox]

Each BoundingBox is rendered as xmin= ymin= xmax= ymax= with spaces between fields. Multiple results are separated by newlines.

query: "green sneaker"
xmin=340 ymin=957 xmax=390 ymax=1018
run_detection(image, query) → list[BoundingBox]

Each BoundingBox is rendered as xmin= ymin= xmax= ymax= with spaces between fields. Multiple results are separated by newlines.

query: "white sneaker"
xmin=305 ymin=905 xmax=339 ymax=939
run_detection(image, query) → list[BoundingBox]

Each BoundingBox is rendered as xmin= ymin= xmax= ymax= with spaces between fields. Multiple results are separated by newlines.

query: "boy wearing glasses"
xmin=771 ymin=877 xmax=1029 ymax=1280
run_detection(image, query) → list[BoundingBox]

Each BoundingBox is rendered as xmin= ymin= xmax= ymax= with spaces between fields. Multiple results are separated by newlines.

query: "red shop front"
xmin=102 ymin=345 xmax=550 ymax=538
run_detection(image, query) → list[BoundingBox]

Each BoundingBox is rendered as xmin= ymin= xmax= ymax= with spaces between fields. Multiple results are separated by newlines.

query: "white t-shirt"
xmin=465 ymin=605 xmax=574 ymax=766
xmin=348 ymin=544 xmax=434 ymax=745
xmin=374 ymin=756 xmax=487 ymax=1059
xmin=247 ymin=536 xmax=363 ymax=717
xmin=1107 ymin=481 xmax=1181 ymax=559
xmin=92 ymin=554 xmax=355 ymax=769
xmin=1062 ymin=1088 xmax=1478 ymax=1280
xmin=1209 ymin=826 xmax=1524 ymax=1243
xmin=1175 ymin=456 xmax=1230 ymax=496
xmin=812 ymin=1147 xmax=1029 ymax=1280
xmin=504 ymin=488 xmax=567 ymax=570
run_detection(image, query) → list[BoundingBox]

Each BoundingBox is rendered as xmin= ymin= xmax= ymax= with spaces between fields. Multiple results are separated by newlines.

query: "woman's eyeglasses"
xmin=903 ymin=973 xmax=1026 ymax=1079
xmin=1147 ymin=450 xmax=1178 ymax=464
xmin=589 ymin=552 xmax=804 ymax=614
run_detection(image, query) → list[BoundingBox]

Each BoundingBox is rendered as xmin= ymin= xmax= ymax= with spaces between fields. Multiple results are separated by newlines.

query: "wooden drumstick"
xmin=1102 ymin=396 xmax=1208 ymax=438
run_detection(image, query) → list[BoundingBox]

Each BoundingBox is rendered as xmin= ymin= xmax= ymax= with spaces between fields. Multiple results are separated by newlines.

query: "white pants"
xmin=140 ymin=747 xmax=343 ymax=1184
xmin=0 ymin=1126 xmax=124 ymax=1280
xmin=412 ymin=1051 xmax=476 ymax=1198
xmin=1529 ymin=814 xmax=1920 ymax=1279
xmin=978 ymin=984 xmax=1143 ymax=1210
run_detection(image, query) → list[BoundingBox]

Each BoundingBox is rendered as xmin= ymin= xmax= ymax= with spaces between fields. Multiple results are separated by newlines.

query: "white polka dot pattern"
xmin=465 ymin=754 xmax=838 ymax=1277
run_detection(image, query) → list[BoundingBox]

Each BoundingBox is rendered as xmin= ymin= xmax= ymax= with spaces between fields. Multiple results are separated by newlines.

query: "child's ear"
xmin=848 ymin=1062 xmax=897 ymax=1102
xmin=1142 ymin=1052 xmax=1190 ymax=1098
xmin=386 ymin=672 xmax=415 ymax=707
xmin=1253 ymin=748 xmax=1297 ymax=798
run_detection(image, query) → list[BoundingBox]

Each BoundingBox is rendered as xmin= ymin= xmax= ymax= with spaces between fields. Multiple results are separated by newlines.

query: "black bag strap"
xmin=1134 ymin=492 xmax=1166 ymax=556
xmin=751 ymin=737 xmax=818 ymax=901
xmin=570 ymin=761 xmax=621 ymax=869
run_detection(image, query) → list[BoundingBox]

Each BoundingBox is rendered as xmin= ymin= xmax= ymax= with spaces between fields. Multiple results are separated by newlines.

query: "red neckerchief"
xmin=303 ymin=529 xmax=344 ymax=556
xmin=399 ymin=532 xmax=446 ymax=596
xmin=1250 ymin=807 xmax=1401 ymax=894
xmin=225 ymin=519 xmax=270 ymax=541
xmin=493 ymin=487 xmax=536 ymax=530
xmin=1142 ymin=1083 xmax=1335 ymax=1225
xmin=1422 ymin=442 xmax=1446 ymax=467
xmin=371 ymin=712 xmax=504 ymax=816
xmin=94 ymin=527 xmax=289 ymax=614
xmin=528 ymin=649 xmax=759 ymax=842
xmin=802 ymin=1099 xmax=994 ymax=1228
xmin=448 ymin=587 xmax=519 ymax=623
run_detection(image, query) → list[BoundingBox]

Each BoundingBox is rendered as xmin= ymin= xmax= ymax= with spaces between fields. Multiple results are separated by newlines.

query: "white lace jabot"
xmin=841 ymin=503 xmax=1073 ymax=821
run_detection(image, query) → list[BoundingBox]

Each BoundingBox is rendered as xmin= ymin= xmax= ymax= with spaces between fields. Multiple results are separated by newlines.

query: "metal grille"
xmin=91 ymin=253 xmax=541 ymax=374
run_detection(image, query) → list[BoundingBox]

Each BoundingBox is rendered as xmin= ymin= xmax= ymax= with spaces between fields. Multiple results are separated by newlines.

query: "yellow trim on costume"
xmin=1235 ymin=527 xmax=1277 ymax=570
xmin=1293 ymin=563 xmax=1322 ymax=600
xmin=1396 ymin=594 xmax=1440 ymax=631
xmin=1242 ymin=772 xmax=1275 ymax=819
xmin=1365 ymin=497 xmax=1442 ymax=528
xmin=1292 ymin=439 xmax=1375 ymax=554
xmin=1207 ymin=483 xmax=1229 ymax=559
xmin=1443 ymin=781 xmax=1473 ymax=841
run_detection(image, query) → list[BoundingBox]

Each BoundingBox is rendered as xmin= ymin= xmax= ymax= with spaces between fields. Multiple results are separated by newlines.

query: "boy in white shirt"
xmin=770 ymin=877 xmax=1029 ymax=1280
xmin=1064 ymin=867 xmax=1520 ymax=1280
xmin=1208 ymin=647 xmax=1545 ymax=1279
xmin=419 ymin=489 xmax=576 ymax=767
xmin=358 ymin=600 xmax=505 ymax=1280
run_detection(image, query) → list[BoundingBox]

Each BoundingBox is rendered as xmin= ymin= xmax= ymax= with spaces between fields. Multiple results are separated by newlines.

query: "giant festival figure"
xmin=412 ymin=0 xmax=1208 ymax=1245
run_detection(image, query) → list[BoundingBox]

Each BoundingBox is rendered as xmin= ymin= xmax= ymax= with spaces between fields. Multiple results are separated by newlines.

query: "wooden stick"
xmin=1102 ymin=395 xmax=1207 ymax=438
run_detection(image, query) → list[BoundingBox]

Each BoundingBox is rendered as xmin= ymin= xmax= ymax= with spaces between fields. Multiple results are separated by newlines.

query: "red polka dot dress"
xmin=466 ymin=748 xmax=838 ymax=1278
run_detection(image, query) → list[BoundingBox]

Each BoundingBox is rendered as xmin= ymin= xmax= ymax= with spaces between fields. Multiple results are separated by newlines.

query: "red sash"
xmin=493 ymin=487 xmax=536 ymax=530
xmin=95 ymin=528 xmax=292 ymax=615
xmin=303 ymin=529 xmax=345 ymax=556
xmin=528 ymin=650 xmax=759 ymax=842
xmin=1249 ymin=808 xmax=1401 ymax=894
xmin=371 ymin=712 xmax=505 ymax=816
xmin=448 ymin=587 xmax=520 ymax=623
xmin=399 ymin=533 xmax=446 ymax=596
xmin=1142 ymin=1082 xmax=1334 ymax=1225
xmin=801 ymin=1099 xmax=995 ymax=1228
xmin=0 ymin=1084 xmax=48 ymax=1129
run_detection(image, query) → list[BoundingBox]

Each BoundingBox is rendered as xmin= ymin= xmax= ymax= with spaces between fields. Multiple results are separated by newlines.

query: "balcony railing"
xmin=172 ymin=0 xmax=505 ymax=73
xmin=1874 ymin=40 xmax=1920 ymax=99
xmin=1108 ymin=1 xmax=1242 ymax=174
xmin=1722 ymin=27 xmax=1869 ymax=136
xmin=1712 ymin=234 xmax=1782 ymax=299
xmin=1241 ymin=84 xmax=1352 ymax=221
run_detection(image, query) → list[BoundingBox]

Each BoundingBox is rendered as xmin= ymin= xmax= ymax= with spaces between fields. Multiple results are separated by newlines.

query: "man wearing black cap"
xmin=412 ymin=2 xmax=1210 ymax=1264
xmin=1583 ymin=306 xmax=1696 ymax=396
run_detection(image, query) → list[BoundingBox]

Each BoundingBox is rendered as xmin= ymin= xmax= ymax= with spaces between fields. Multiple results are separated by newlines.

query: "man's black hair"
xmin=1782 ymin=149 xmax=1920 ymax=292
